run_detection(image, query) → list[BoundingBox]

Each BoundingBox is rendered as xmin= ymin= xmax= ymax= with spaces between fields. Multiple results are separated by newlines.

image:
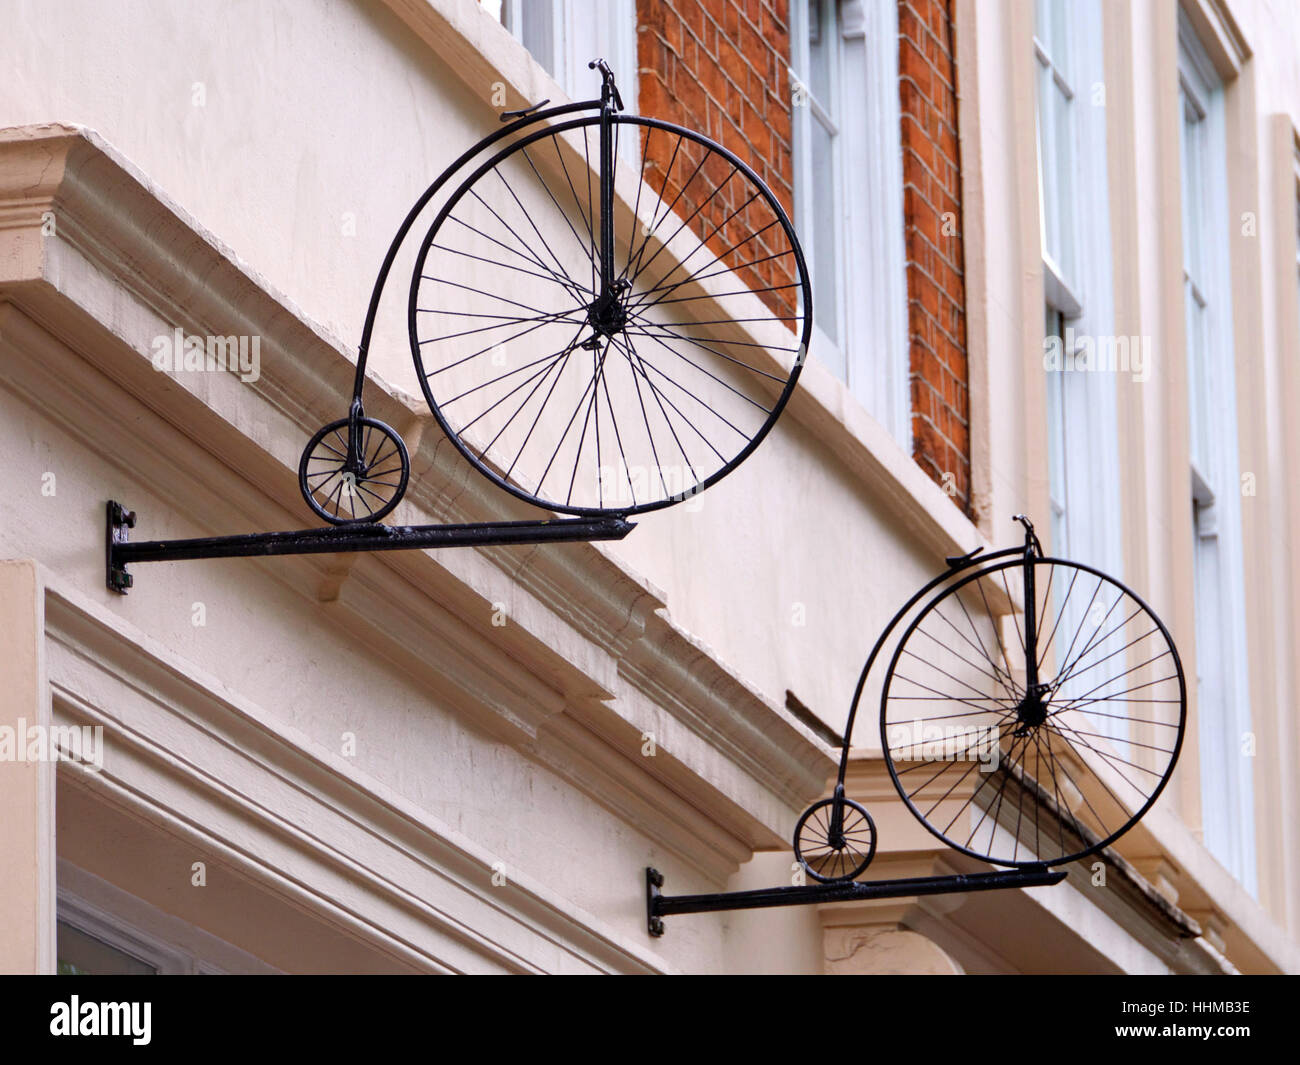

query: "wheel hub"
xmin=582 ymin=283 xmax=631 ymax=348
xmin=1013 ymin=683 xmax=1052 ymax=737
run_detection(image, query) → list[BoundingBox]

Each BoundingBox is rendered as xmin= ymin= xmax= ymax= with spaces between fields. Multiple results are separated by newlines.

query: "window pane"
xmin=808 ymin=0 xmax=832 ymax=107
xmin=810 ymin=117 xmax=839 ymax=343
xmin=1186 ymin=288 xmax=1212 ymax=479
xmin=1035 ymin=3 xmax=1076 ymax=289
xmin=1044 ymin=306 xmax=1068 ymax=556
xmin=57 ymin=921 xmax=157 ymax=975
xmin=518 ymin=1 xmax=555 ymax=76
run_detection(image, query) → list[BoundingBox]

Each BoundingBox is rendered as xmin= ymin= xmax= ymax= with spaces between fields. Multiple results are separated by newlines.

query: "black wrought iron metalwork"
xmin=877 ymin=522 xmax=1186 ymax=869
xmin=792 ymin=789 xmax=876 ymax=883
xmin=299 ymin=414 xmax=409 ymax=525
xmin=107 ymin=61 xmax=809 ymax=592
xmin=645 ymin=865 xmax=1068 ymax=936
xmin=645 ymin=516 xmax=1187 ymax=935
xmin=105 ymin=500 xmax=631 ymax=593
xmin=307 ymin=58 xmax=810 ymax=522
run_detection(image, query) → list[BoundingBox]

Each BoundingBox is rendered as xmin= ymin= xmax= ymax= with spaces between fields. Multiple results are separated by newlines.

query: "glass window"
xmin=790 ymin=0 xmax=910 ymax=442
xmin=492 ymin=0 xmax=637 ymax=116
xmin=793 ymin=0 xmax=843 ymax=352
xmin=1036 ymin=1 xmax=1126 ymax=740
xmin=1035 ymin=0 xmax=1079 ymax=290
xmin=1178 ymin=15 xmax=1256 ymax=895
xmin=1044 ymin=306 xmax=1070 ymax=558
xmin=57 ymin=921 xmax=158 ymax=976
xmin=1036 ymin=0 xmax=1121 ymax=568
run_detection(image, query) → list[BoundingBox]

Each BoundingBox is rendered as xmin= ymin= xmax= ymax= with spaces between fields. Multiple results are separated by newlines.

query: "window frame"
xmin=1177 ymin=9 xmax=1257 ymax=895
xmin=497 ymin=0 xmax=639 ymax=116
xmin=1035 ymin=0 xmax=1123 ymax=577
xmin=57 ymin=862 xmax=280 ymax=975
xmin=789 ymin=0 xmax=910 ymax=445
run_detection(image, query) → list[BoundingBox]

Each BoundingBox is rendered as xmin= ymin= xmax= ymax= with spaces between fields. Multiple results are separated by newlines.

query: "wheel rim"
xmin=879 ymin=557 xmax=1186 ymax=867
xmin=408 ymin=114 xmax=811 ymax=516
xmin=299 ymin=417 xmax=409 ymax=525
xmin=794 ymin=798 xmax=877 ymax=883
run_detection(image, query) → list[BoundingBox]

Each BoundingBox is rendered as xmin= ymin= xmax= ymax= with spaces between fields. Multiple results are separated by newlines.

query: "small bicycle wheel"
xmin=299 ymin=416 xmax=409 ymax=525
xmin=793 ymin=796 xmax=877 ymax=883
xmin=409 ymin=113 xmax=810 ymax=516
xmin=879 ymin=557 xmax=1186 ymax=867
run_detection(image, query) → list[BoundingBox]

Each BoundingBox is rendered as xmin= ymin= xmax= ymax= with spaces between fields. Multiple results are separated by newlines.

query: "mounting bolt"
xmin=646 ymin=867 xmax=666 ymax=938
xmin=106 ymin=500 xmax=136 ymax=595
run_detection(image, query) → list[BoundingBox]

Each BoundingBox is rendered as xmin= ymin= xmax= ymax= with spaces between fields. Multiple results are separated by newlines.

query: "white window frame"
xmin=1036 ymin=0 xmax=1126 ymax=742
xmin=789 ymin=0 xmax=909 ymax=444
xmin=1178 ymin=11 xmax=1256 ymax=895
xmin=1036 ymin=0 xmax=1123 ymax=576
xmin=497 ymin=0 xmax=638 ymax=116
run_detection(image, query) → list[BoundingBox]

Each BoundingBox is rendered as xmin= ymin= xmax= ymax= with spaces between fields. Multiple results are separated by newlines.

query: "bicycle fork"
xmin=1013 ymin=515 xmax=1048 ymax=737
xmin=583 ymin=59 xmax=629 ymax=350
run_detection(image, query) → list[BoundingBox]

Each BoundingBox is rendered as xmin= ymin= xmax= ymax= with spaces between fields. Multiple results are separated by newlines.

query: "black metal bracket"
xmin=106 ymin=500 xmax=633 ymax=594
xmin=645 ymin=865 xmax=1067 ymax=937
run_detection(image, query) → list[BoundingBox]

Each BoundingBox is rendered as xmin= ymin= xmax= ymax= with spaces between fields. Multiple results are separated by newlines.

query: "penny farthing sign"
xmin=101 ymin=63 xmax=1186 ymax=936
xmin=648 ymin=517 xmax=1186 ymax=935
xmin=108 ymin=61 xmax=810 ymax=586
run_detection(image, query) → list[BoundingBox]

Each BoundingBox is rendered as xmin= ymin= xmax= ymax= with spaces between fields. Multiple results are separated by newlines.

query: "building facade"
xmin=0 ymin=0 xmax=1297 ymax=973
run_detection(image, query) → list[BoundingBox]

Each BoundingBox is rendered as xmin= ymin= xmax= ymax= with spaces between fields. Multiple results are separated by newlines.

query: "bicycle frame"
xmin=832 ymin=524 xmax=1043 ymax=795
xmin=346 ymin=62 xmax=624 ymax=420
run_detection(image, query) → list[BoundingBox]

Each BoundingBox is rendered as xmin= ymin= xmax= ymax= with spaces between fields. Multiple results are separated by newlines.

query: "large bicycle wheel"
xmin=408 ymin=114 xmax=810 ymax=516
xmin=879 ymin=557 xmax=1186 ymax=867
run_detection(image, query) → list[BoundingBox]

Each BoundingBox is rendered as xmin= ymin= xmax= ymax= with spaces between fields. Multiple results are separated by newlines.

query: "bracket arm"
xmin=106 ymin=500 xmax=633 ymax=593
xmin=645 ymin=865 xmax=1067 ymax=936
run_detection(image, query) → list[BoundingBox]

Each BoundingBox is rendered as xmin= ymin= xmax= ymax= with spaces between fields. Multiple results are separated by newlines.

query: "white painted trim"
xmin=1177 ymin=13 xmax=1257 ymax=895
xmin=1178 ymin=0 xmax=1251 ymax=80
xmin=43 ymin=582 xmax=669 ymax=974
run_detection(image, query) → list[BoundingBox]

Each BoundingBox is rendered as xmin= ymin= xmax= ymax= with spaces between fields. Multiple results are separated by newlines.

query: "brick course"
xmin=636 ymin=0 xmax=796 ymax=320
xmin=899 ymin=0 xmax=970 ymax=512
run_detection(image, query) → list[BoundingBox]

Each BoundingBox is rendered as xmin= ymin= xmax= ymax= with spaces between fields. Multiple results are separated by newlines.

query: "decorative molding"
xmin=43 ymin=582 xmax=669 ymax=974
xmin=1179 ymin=0 xmax=1251 ymax=80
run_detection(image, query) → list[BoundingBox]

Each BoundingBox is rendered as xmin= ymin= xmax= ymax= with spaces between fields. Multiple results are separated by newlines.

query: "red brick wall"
xmin=637 ymin=0 xmax=793 ymax=215
xmin=635 ymin=0 xmax=796 ymax=320
xmin=899 ymin=0 xmax=970 ymax=513
xmin=634 ymin=0 xmax=971 ymax=511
